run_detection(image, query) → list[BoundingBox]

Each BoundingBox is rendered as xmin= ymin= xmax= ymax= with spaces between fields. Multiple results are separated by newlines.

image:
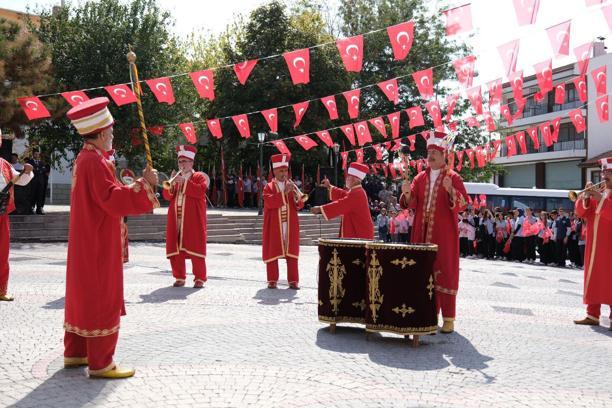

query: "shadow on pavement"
xmin=42 ymin=297 xmax=65 ymax=310
xmin=590 ymin=325 xmax=612 ymax=337
xmin=138 ymin=286 xmax=201 ymax=304
xmin=12 ymin=369 xmax=114 ymax=408
xmin=315 ymin=327 xmax=495 ymax=381
xmin=252 ymin=287 xmax=298 ymax=305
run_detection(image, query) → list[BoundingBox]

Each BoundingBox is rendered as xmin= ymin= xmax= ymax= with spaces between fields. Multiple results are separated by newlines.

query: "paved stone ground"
xmin=1 ymin=242 xmax=612 ymax=408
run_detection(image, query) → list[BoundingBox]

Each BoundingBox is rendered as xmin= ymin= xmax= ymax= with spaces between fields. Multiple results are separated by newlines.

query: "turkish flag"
xmin=148 ymin=126 xmax=164 ymax=136
xmin=574 ymin=42 xmax=593 ymax=76
xmin=341 ymin=151 xmax=349 ymax=169
xmin=445 ymin=93 xmax=459 ymax=122
xmin=343 ymin=89 xmax=360 ymax=119
xmin=602 ymin=4 xmax=612 ymax=32
xmin=419 ymin=131 xmax=430 ymax=144
xmin=105 ymin=84 xmax=137 ymax=106
xmin=387 ymin=21 xmax=414 ymax=60
xmin=500 ymin=104 xmax=514 ymax=126
xmin=179 ymin=123 xmax=198 ymax=144
xmin=412 ymin=68 xmax=434 ymax=99
xmin=372 ymin=145 xmax=383 ymax=161
xmin=261 ymin=108 xmax=278 ymax=133
xmin=505 ymin=135 xmax=517 ymax=157
xmin=406 ymin=106 xmax=425 ymax=129
xmin=487 ymin=78 xmax=503 ymax=108
xmin=534 ymin=59 xmax=553 ymax=94
xmin=355 ymin=148 xmax=364 ymax=163
xmin=292 ymin=101 xmax=309 ymax=128
xmin=61 ymin=91 xmax=89 ymax=107
xmin=509 ymin=71 xmax=524 ymax=102
xmin=512 ymin=0 xmax=540 ymax=25
xmin=453 ymin=55 xmax=476 ymax=88
xmin=392 ymin=140 xmax=402 ymax=152
xmin=515 ymin=131 xmax=527 ymax=154
xmin=354 ymin=121 xmax=372 ymax=146
xmin=483 ymin=111 xmax=496 ymax=132
xmin=554 ymin=83 xmax=566 ymax=104
xmin=189 ymin=70 xmax=215 ymax=100
xmin=539 ymin=121 xmax=553 ymax=147
xmin=232 ymin=114 xmax=251 ymax=138
xmin=551 ymin=117 xmax=561 ymax=143
xmin=425 ymin=100 xmax=443 ymax=130
xmin=207 ymin=119 xmax=223 ymax=139
xmin=466 ymin=116 xmax=480 ymax=128
xmin=233 ymin=59 xmax=258 ymax=85
xmin=389 ymin=163 xmax=397 ymax=179
xmin=369 ymin=117 xmax=387 ymax=138
xmin=573 ymin=76 xmax=587 ymax=102
xmin=456 ymin=150 xmax=464 ymax=172
xmin=591 ymin=65 xmax=607 ymax=97
xmin=336 ymin=35 xmax=363 ymax=72
xmin=475 ymin=146 xmax=486 ymax=168
xmin=514 ymin=97 xmax=527 ymax=120
xmin=271 ymin=140 xmax=291 ymax=155
xmin=568 ymin=108 xmax=586 ymax=133
xmin=321 ymin=95 xmax=339 ymax=120
xmin=442 ymin=4 xmax=473 ymax=36
xmin=294 ymin=135 xmax=318 ymax=151
xmin=17 ymin=96 xmax=50 ymax=120
xmin=283 ymin=48 xmax=310 ymax=85
xmin=315 ymin=130 xmax=334 ymax=147
xmin=387 ymin=111 xmax=401 ymax=138
xmin=378 ymin=78 xmax=399 ymax=104
xmin=465 ymin=149 xmax=475 ymax=169
xmin=497 ymin=39 xmax=520 ymax=78
xmin=407 ymin=134 xmax=416 ymax=151
xmin=527 ymin=126 xmax=540 ymax=150
xmin=340 ymin=124 xmax=356 ymax=145
xmin=145 ymin=77 xmax=175 ymax=104
xmin=546 ymin=20 xmax=571 ymax=57
xmin=596 ymin=95 xmax=609 ymax=123
xmin=466 ymin=86 xmax=483 ymax=115
xmin=490 ymin=140 xmax=503 ymax=160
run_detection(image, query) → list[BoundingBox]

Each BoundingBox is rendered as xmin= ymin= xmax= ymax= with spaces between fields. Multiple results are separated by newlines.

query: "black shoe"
xmin=36 ymin=209 xmax=45 ymax=215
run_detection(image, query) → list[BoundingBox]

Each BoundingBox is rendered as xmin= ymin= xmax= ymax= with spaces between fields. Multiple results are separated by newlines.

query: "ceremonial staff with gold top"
xmin=127 ymin=47 xmax=154 ymax=169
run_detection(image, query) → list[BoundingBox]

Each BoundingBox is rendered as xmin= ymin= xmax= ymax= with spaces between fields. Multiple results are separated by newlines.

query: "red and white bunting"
xmin=465 ymin=148 xmax=475 ymax=169
xmin=207 ymin=118 xmax=223 ymax=139
xmin=105 ymin=84 xmax=137 ymax=106
xmin=515 ymin=131 xmax=528 ymax=154
xmin=340 ymin=124 xmax=356 ymax=145
xmin=505 ymin=135 xmax=517 ymax=157
xmin=456 ymin=150 xmax=464 ymax=172
xmin=574 ymin=42 xmax=593 ymax=76
xmin=546 ymin=20 xmax=571 ymax=57
xmin=321 ymin=95 xmax=339 ymax=120
xmin=533 ymin=59 xmax=553 ymax=94
xmin=146 ymin=77 xmax=175 ymax=104
xmin=271 ymin=140 xmax=291 ymax=155
xmin=514 ymin=97 xmax=527 ymax=120
xmin=294 ymin=134 xmax=318 ymax=150
xmin=500 ymin=104 xmax=514 ymax=126
xmin=497 ymin=39 xmax=520 ymax=78
xmin=573 ymin=76 xmax=587 ymax=102
xmin=232 ymin=114 xmax=251 ymax=139
xmin=407 ymin=134 xmax=416 ymax=151
xmin=453 ymin=55 xmax=476 ymax=88
xmin=483 ymin=111 xmax=496 ymax=132
xmin=442 ymin=4 xmax=473 ymax=36
xmin=445 ymin=93 xmax=459 ymax=122
xmin=343 ymin=89 xmax=361 ymax=119
xmin=61 ymin=91 xmax=89 ymax=107
xmin=315 ymin=130 xmax=334 ymax=147
xmin=591 ymin=65 xmax=607 ymax=97
xmin=17 ymin=96 xmax=50 ymax=120
xmin=509 ymin=71 xmax=524 ymax=102
xmin=387 ymin=21 xmax=415 ymax=61
xmin=539 ymin=121 xmax=553 ymax=147
xmin=336 ymin=35 xmax=363 ymax=72
xmin=596 ymin=95 xmax=609 ymax=122
xmin=284 ymin=48 xmax=310 ymax=85
xmin=406 ymin=106 xmax=425 ymax=129
xmin=568 ymin=108 xmax=586 ymax=133
xmin=527 ymin=126 xmax=540 ymax=150
xmin=425 ymin=100 xmax=443 ymax=130
xmin=233 ymin=59 xmax=258 ymax=85
xmin=355 ymin=148 xmax=364 ymax=163
xmin=487 ymin=78 xmax=503 ymax=108
xmin=412 ymin=68 xmax=434 ymax=99
xmin=368 ymin=117 xmax=387 ymax=138
xmin=387 ymin=111 xmax=401 ymax=138
xmin=466 ymin=116 xmax=480 ymax=128
xmin=354 ymin=121 xmax=372 ymax=146
xmin=261 ymin=108 xmax=278 ymax=133
xmin=189 ymin=70 xmax=215 ymax=100
xmin=179 ymin=122 xmax=197 ymax=144
xmin=372 ymin=144 xmax=384 ymax=160
xmin=554 ymin=83 xmax=566 ymax=104
xmin=292 ymin=101 xmax=309 ymax=128
xmin=490 ymin=139 xmax=503 ymax=160
xmin=466 ymin=86 xmax=483 ymax=115
xmin=378 ymin=78 xmax=400 ymax=104
xmin=341 ymin=151 xmax=348 ymax=169
xmin=512 ymin=0 xmax=540 ymax=26
xmin=551 ymin=117 xmax=561 ymax=143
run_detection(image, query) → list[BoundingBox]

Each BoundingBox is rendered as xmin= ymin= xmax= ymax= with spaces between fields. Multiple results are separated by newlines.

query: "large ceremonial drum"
xmin=364 ymin=242 xmax=439 ymax=336
xmin=318 ymin=238 xmax=372 ymax=325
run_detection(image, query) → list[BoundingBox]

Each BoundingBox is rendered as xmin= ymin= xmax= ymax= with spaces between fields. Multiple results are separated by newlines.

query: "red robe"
xmin=575 ymin=193 xmax=612 ymax=305
xmin=64 ymin=144 xmax=158 ymax=337
xmin=320 ymin=185 xmax=374 ymax=240
xmin=163 ymin=171 xmax=208 ymax=258
xmin=262 ymin=179 xmax=303 ymax=263
xmin=400 ymin=167 xmax=468 ymax=296
xmin=0 ymin=159 xmax=17 ymax=215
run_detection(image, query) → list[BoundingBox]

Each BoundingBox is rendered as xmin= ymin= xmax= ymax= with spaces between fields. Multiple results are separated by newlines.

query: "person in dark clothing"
xmin=26 ymin=150 xmax=50 ymax=215
xmin=554 ymin=208 xmax=571 ymax=267
xmin=510 ymin=209 xmax=525 ymax=262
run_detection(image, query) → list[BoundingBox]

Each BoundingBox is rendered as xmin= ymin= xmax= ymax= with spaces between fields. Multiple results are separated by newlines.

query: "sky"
xmin=1 ymin=0 xmax=611 ymax=88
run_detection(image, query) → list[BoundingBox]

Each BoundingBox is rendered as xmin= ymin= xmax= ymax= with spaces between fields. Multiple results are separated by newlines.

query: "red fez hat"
xmin=66 ymin=97 xmax=114 ymax=136
xmin=176 ymin=145 xmax=197 ymax=160
xmin=271 ymin=154 xmax=290 ymax=169
xmin=426 ymin=131 xmax=454 ymax=152
xmin=347 ymin=162 xmax=369 ymax=180
xmin=601 ymin=157 xmax=612 ymax=171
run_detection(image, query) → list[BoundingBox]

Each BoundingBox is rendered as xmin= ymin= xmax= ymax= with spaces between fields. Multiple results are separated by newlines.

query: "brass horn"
xmin=568 ymin=181 xmax=606 ymax=201
xmin=162 ymin=171 xmax=181 ymax=190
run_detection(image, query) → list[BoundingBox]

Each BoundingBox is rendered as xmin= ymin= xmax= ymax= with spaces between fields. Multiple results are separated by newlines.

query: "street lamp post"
xmin=257 ymin=132 xmax=266 ymax=215
xmin=332 ymin=143 xmax=340 ymax=186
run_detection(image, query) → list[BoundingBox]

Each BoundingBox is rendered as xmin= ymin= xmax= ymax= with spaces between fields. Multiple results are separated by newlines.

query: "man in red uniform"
xmin=574 ymin=157 xmax=612 ymax=329
xmin=310 ymin=162 xmax=374 ymax=240
xmin=400 ymin=131 xmax=468 ymax=333
xmin=63 ymin=97 xmax=159 ymax=379
xmin=163 ymin=145 xmax=209 ymax=288
xmin=262 ymin=154 xmax=304 ymax=289
xmin=0 ymin=136 xmax=33 ymax=301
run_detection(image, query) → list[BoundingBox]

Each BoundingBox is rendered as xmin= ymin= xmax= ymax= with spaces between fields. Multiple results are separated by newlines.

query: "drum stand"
xmin=328 ymin=323 xmax=336 ymax=334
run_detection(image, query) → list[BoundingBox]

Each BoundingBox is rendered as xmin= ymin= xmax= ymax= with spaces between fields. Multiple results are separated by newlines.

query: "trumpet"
xmin=287 ymin=180 xmax=309 ymax=203
xmin=162 ymin=171 xmax=181 ymax=190
xmin=568 ymin=181 xmax=606 ymax=201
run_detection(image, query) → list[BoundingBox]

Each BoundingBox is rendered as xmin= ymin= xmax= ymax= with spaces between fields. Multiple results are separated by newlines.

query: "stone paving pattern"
xmin=1 ymin=242 xmax=612 ymax=407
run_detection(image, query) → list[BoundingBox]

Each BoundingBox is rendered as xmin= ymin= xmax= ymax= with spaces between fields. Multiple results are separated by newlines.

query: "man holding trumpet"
xmin=163 ymin=145 xmax=209 ymax=289
xmin=573 ymin=157 xmax=612 ymax=329
xmin=262 ymin=154 xmax=304 ymax=289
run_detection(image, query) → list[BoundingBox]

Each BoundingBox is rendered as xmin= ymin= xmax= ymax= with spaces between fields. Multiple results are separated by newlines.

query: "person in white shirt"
xmin=510 ymin=209 xmax=526 ymax=262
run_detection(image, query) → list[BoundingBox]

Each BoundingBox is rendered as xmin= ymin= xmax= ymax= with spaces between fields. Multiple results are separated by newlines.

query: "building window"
xmin=591 ymin=170 xmax=602 ymax=184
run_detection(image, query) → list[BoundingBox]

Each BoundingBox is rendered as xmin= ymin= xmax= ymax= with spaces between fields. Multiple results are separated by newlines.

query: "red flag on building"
xmin=554 ymin=83 xmax=566 ymax=105
xmin=505 ymin=135 xmax=518 ymax=157
xmin=336 ymin=35 xmax=363 ymax=72
xmin=500 ymin=104 xmax=514 ymax=125
xmin=387 ymin=21 xmax=415 ymax=61
xmin=515 ymin=131 xmax=528 ymax=154
xmin=487 ymin=78 xmax=503 ymax=108
xmin=509 ymin=71 xmax=524 ymax=102
xmin=539 ymin=121 xmax=553 ymax=147
xmin=568 ymin=108 xmax=586 ymax=133
xmin=591 ymin=65 xmax=607 ymax=97
xmin=189 ymin=70 xmax=215 ymax=100
xmin=574 ymin=42 xmax=593 ymax=76
xmin=573 ymin=76 xmax=587 ymax=102
xmin=596 ymin=95 xmax=609 ymax=123
xmin=527 ymin=126 xmax=540 ymax=150
xmin=534 ymin=59 xmax=553 ymax=94
xmin=284 ymin=48 xmax=310 ymax=84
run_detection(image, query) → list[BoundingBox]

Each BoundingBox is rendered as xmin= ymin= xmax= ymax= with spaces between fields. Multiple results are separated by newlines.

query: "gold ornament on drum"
xmin=391 ymin=257 xmax=416 ymax=269
xmin=392 ymin=304 xmax=415 ymax=318
xmin=367 ymin=251 xmax=384 ymax=324
xmin=326 ymin=249 xmax=347 ymax=314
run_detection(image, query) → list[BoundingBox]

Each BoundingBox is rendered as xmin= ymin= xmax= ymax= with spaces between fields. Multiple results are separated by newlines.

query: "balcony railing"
xmin=500 ymin=138 xmax=585 ymax=157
